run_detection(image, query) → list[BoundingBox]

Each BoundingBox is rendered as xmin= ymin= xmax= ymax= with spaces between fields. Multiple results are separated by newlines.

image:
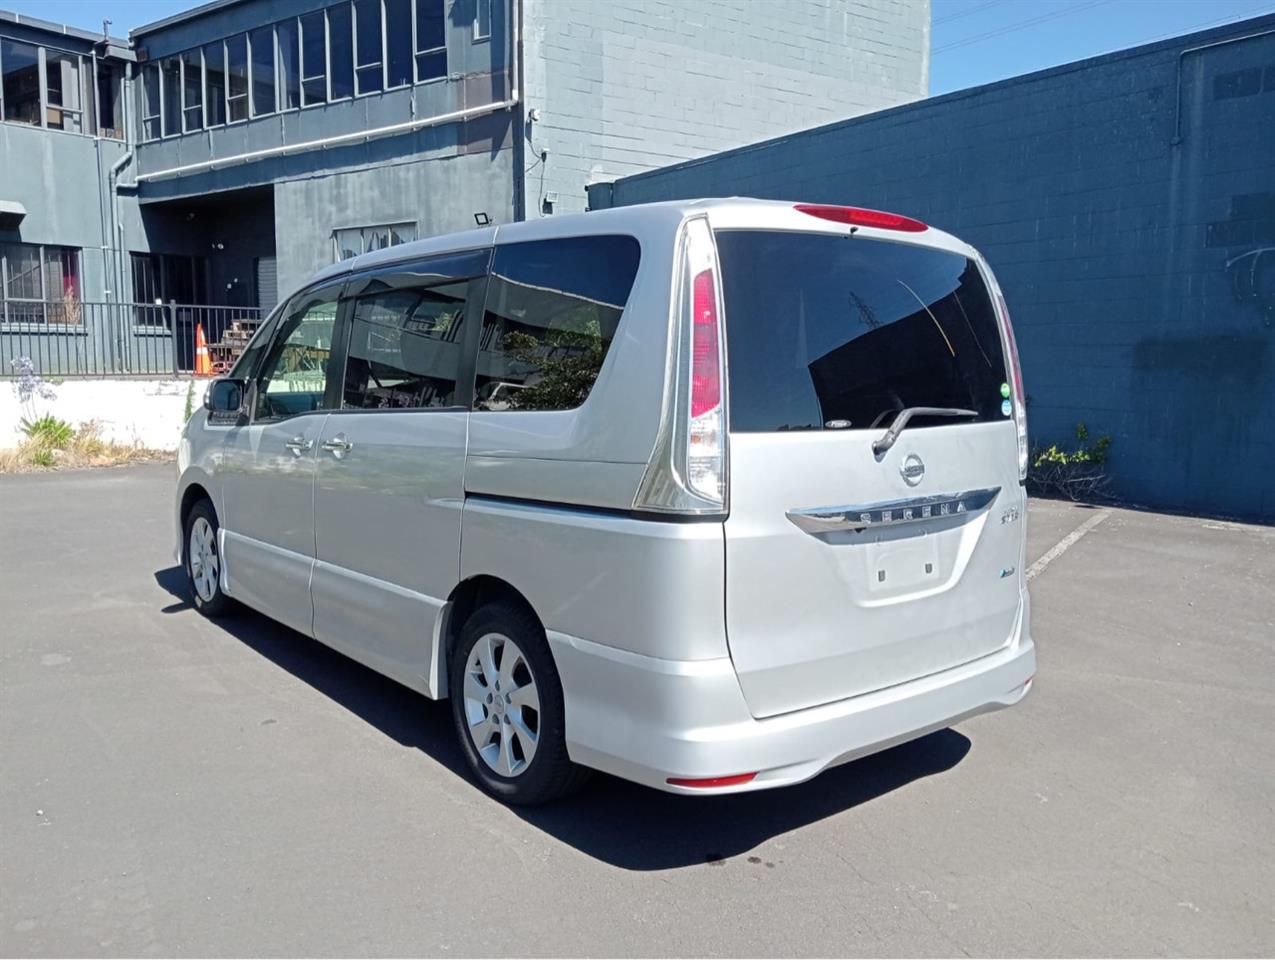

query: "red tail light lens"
xmin=667 ymin=772 xmax=757 ymax=789
xmin=795 ymin=203 xmax=927 ymax=233
xmin=690 ymin=269 xmax=721 ymax=419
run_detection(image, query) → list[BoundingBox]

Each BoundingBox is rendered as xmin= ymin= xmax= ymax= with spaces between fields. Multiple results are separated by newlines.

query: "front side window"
xmin=254 ymin=291 xmax=340 ymax=421
xmin=716 ymin=231 xmax=1010 ymax=432
xmin=1 ymin=39 xmax=41 ymax=125
xmin=475 ymin=236 xmax=640 ymax=412
xmin=343 ymin=282 xmax=469 ymax=409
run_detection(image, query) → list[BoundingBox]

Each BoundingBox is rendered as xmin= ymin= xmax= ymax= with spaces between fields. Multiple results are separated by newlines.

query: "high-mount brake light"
xmin=794 ymin=203 xmax=928 ymax=233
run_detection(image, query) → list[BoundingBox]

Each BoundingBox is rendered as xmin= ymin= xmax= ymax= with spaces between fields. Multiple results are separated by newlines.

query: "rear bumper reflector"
xmin=666 ymin=772 xmax=757 ymax=788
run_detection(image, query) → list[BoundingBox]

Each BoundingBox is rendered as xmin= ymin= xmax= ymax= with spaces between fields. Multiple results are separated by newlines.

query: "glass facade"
xmin=137 ymin=0 xmax=452 ymax=141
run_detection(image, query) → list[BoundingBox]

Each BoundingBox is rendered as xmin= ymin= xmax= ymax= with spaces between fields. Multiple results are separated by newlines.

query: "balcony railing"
xmin=0 ymin=301 xmax=264 ymax=378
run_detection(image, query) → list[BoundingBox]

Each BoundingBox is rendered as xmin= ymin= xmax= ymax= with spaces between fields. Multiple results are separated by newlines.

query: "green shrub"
xmin=30 ymin=447 xmax=56 ymax=467
xmin=21 ymin=414 xmax=74 ymax=447
xmin=1028 ymin=422 xmax=1113 ymax=501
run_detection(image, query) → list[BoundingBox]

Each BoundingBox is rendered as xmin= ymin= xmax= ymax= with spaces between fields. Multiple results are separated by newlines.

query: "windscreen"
xmin=716 ymin=230 xmax=1011 ymax=433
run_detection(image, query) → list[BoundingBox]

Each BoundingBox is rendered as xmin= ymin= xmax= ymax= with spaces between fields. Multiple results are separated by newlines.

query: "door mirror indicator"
xmin=204 ymin=378 xmax=245 ymax=415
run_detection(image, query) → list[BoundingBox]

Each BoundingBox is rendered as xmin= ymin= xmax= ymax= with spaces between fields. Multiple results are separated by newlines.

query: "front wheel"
xmin=449 ymin=602 xmax=589 ymax=805
xmin=184 ymin=499 xmax=234 ymax=618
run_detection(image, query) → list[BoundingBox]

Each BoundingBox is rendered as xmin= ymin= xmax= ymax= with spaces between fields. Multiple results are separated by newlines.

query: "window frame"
xmin=225 ymin=33 xmax=249 ymax=124
xmin=473 ymin=0 xmax=492 ymax=42
xmin=334 ymin=248 xmax=492 ymax=415
xmin=331 ymin=220 xmax=418 ymax=262
xmin=248 ymin=24 xmax=277 ymax=117
xmin=299 ymin=10 xmax=329 ymax=107
xmin=140 ymin=62 xmax=162 ymax=140
xmin=0 ymin=242 xmax=83 ymax=328
xmin=202 ymin=39 xmax=227 ymax=127
xmin=353 ymin=0 xmax=385 ymax=97
xmin=249 ymin=279 xmax=350 ymax=425
xmin=413 ymin=0 xmax=448 ymax=84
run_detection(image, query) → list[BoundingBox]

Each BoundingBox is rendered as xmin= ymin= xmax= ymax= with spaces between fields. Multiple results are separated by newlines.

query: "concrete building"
xmin=0 ymin=0 xmax=929 ymax=340
xmin=589 ymin=14 xmax=1275 ymax=523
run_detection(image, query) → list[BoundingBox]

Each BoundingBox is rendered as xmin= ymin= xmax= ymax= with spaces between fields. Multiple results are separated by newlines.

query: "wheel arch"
xmin=436 ymin=575 xmax=544 ymax=699
xmin=178 ymin=481 xmax=214 ymax=560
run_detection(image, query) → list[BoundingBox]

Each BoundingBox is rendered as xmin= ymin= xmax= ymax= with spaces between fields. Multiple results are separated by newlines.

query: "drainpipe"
xmin=109 ymin=61 xmax=135 ymax=310
xmin=512 ymin=0 xmax=525 ymax=221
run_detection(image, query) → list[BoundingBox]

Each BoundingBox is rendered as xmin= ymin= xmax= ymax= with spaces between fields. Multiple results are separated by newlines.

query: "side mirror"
xmin=204 ymin=377 xmax=245 ymax=415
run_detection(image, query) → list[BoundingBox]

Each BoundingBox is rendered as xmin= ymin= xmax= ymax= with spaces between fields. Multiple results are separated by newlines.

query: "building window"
xmin=0 ymin=39 xmax=41 ymax=126
xmin=131 ymin=252 xmax=209 ymax=308
xmin=385 ymin=0 xmax=413 ymax=89
xmin=415 ymin=0 xmax=446 ymax=81
xmin=203 ymin=41 xmax=226 ymax=126
xmin=248 ymin=26 xmax=275 ymax=116
xmin=300 ymin=11 xmax=328 ymax=106
xmin=0 ymin=243 xmax=81 ymax=325
xmin=354 ymin=0 xmax=384 ymax=95
xmin=333 ymin=222 xmax=417 ymax=261
xmin=226 ymin=34 xmax=248 ymax=122
xmin=44 ymin=50 xmax=85 ymax=133
xmin=180 ymin=48 xmax=203 ymax=131
xmin=161 ymin=56 xmax=181 ymax=136
xmin=140 ymin=63 xmax=161 ymax=139
xmin=328 ymin=3 xmax=355 ymax=100
xmin=277 ymin=18 xmax=301 ymax=109
xmin=474 ymin=0 xmax=492 ymax=41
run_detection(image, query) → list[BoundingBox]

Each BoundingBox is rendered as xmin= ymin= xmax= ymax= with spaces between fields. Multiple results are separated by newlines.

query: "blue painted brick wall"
xmin=592 ymin=15 xmax=1275 ymax=523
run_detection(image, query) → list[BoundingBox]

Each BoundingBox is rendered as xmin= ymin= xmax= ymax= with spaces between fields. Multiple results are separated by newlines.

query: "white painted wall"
xmin=0 ymin=378 xmax=195 ymax=452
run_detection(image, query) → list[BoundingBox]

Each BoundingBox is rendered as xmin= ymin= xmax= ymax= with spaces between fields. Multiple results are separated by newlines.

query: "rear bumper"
xmin=549 ymin=630 xmax=1035 ymax=795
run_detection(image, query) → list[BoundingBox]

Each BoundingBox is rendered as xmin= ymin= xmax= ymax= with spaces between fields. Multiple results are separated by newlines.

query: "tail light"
xmin=633 ymin=217 xmax=728 ymax=514
xmin=995 ymin=289 xmax=1028 ymax=481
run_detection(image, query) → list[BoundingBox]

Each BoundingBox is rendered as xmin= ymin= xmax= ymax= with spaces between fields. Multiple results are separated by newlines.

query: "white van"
xmin=177 ymin=199 xmax=1035 ymax=804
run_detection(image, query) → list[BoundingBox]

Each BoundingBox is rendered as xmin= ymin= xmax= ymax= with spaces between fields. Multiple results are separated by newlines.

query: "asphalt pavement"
xmin=1 ymin=464 xmax=1272 ymax=956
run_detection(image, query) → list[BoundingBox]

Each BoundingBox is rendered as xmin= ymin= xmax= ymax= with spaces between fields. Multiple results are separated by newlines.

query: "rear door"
xmin=310 ymin=250 xmax=488 ymax=692
xmin=717 ymin=227 xmax=1026 ymax=718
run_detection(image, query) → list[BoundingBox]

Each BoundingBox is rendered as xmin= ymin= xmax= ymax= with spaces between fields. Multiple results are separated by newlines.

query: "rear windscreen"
xmin=716 ymin=230 xmax=1010 ymax=433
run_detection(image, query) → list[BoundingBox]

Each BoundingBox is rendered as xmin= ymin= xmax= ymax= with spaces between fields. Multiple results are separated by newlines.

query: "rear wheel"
xmin=449 ymin=602 xmax=589 ymax=805
xmin=184 ymin=499 xmax=234 ymax=618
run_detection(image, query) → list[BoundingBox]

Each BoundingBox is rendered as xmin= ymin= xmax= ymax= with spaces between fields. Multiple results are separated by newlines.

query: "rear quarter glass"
xmin=715 ymin=230 xmax=1010 ymax=433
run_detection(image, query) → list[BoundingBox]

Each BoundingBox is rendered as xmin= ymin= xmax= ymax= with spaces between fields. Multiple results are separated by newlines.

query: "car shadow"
xmin=155 ymin=565 xmax=973 ymax=871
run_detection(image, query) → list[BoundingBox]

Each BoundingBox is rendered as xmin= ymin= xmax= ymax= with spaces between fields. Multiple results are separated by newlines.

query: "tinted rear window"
xmin=717 ymin=231 xmax=1009 ymax=433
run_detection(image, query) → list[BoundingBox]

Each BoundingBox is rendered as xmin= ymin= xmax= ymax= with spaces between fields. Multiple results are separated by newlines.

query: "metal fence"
xmin=0 ymin=302 xmax=264 ymax=378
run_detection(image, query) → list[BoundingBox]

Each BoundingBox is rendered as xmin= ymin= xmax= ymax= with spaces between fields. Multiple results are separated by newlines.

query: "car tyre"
xmin=184 ymin=498 xmax=235 ymax=618
xmin=450 ymin=601 xmax=590 ymax=805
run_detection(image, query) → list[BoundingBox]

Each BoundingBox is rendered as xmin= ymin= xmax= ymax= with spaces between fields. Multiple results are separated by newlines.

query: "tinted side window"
xmin=343 ymin=282 xmax=468 ymax=409
xmin=475 ymin=236 xmax=640 ymax=412
xmin=254 ymin=291 xmax=341 ymax=422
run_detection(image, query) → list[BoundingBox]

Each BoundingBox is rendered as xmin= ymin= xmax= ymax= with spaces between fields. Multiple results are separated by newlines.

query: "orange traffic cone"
xmin=194 ymin=323 xmax=212 ymax=376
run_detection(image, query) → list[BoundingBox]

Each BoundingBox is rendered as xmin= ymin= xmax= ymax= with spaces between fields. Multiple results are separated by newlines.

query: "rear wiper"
xmin=871 ymin=406 xmax=977 ymax=456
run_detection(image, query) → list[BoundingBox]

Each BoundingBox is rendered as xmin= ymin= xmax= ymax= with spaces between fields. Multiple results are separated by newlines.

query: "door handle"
xmin=284 ymin=435 xmax=313 ymax=455
xmin=321 ymin=434 xmax=354 ymax=458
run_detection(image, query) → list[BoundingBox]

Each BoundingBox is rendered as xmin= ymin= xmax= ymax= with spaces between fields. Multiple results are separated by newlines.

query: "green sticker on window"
xmin=1000 ymin=382 xmax=1011 ymax=399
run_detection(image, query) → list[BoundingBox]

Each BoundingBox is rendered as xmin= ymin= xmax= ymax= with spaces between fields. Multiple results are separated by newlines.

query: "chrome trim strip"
xmin=786 ymin=487 xmax=1001 ymax=534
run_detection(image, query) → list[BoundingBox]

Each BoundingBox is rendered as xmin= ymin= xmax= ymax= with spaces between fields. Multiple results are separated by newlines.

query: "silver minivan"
xmin=177 ymin=198 xmax=1035 ymax=804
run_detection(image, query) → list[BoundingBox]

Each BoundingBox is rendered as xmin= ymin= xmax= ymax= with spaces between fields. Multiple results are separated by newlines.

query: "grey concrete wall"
xmin=0 ymin=122 xmax=128 ymax=303
xmin=272 ymin=127 xmax=516 ymax=295
xmin=522 ymin=0 xmax=929 ymax=216
xmin=591 ymin=16 xmax=1275 ymax=523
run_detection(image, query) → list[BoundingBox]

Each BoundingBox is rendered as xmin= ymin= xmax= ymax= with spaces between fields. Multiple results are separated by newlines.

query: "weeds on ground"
xmin=0 ymin=420 xmax=169 ymax=473
xmin=1027 ymin=422 xmax=1113 ymax=501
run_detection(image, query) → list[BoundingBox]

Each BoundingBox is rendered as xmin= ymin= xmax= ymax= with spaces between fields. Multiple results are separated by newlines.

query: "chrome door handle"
xmin=321 ymin=434 xmax=353 ymax=457
xmin=284 ymin=436 xmax=313 ymax=455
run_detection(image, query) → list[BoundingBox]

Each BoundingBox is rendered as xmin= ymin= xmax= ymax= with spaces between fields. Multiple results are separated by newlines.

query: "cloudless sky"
xmin=4 ymin=0 xmax=1275 ymax=96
